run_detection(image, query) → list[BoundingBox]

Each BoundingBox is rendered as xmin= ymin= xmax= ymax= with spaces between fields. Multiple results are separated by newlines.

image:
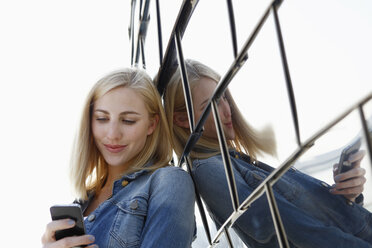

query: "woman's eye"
xmin=96 ymin=117 xmax=108 ymax=122
xmin=122 ymin=119 xmax=136 ymax=124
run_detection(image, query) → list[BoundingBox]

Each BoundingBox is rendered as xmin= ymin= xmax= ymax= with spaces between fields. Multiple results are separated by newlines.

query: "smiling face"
xmin=92 ymin=86 xmax=157 ymax=172
xmin=191 ymin=77 xmax=235 ymax=140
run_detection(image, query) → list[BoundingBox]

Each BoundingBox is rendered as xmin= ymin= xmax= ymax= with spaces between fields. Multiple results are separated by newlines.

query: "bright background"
xmin=0 ymin=0 xmax=371 ymax=247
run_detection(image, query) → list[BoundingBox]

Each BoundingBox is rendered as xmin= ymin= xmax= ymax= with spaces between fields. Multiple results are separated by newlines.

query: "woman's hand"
xmin=330 ymin=150 xmax=366 ymax=202
xmin=41 ymin=219 xmax=97 ymax=248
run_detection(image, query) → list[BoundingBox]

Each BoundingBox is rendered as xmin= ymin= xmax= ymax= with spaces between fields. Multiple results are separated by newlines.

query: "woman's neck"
xmin=105 ymin=164 xmax=128 ymax=186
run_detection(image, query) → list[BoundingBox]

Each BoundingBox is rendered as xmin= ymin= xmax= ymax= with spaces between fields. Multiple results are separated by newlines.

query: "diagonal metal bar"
xmin=358 ymin=105 xmax=372 ymax=169
xmin=265 ymin=184 xmax=290 ymax=248
xmin=155 ymin=0 xmax=200 ymax=95
xmin=272 ymin=1 xmax=301 ymax=146
xmin=226 ymin=0 xmax=238 ymax=58
xmin=211 ymin=99 xmax=239 ymax=212
xmin=175 ymin=32 xmax=195 ymax=131
xmin=155 ymin=0 xmax=164 ymax=65
xmin=134 ymin=0 xmax=144 ymax=65
xmin=185 ymin=156 xmax=212 ymax=245
xmin=134 ymin=0 xmax=150 ymax=67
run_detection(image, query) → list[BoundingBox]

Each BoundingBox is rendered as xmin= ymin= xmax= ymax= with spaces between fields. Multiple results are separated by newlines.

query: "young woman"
xmin=164 ymin=59 xmax=372 ymax=248
xmin=42 ymin=68 xmax=196 ymax=248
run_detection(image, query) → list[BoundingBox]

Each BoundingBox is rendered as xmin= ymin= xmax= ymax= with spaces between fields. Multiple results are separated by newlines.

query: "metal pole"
xmin=175 ymin=32 xmax=195 ymax=131
xmin=129 ymin=0 xmax=136 ymax=66
xmin=155 ymin=0 xmax=164 ymax=65
xmin=185 ymin=156 xmax=212 ymax=245
xmin=272 ymin=2 xmax=301 ymax=146
xmin=265 ymin=183 xmax=290 ymax=248
xmin=226 ymin=0 xmax=238 ymax=58
xmin=224 ymin=227 xmax=234 ymax=248
xmin=211 ymin=100 xmax=239 ymax=211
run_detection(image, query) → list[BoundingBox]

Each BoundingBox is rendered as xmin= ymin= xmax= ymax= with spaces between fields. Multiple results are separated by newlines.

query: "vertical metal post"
xmin=134 ymin=0 xmax=144 ymax=66
xmin=175 ymin=32 xmax=195 ymax=131
xmin=140 ymin=37 xmax=146 ymax=69
xmin=139 ymin=0 xmax=143 ymax=19
xmin=211 ymin=100 xmax=239 ymax=211
xmin=224 ymin=227 xmax=234 ymax=248
xmin=129 ymin=0 xmax=136 ymax=66
xmin=265 ymin=183 xmax=290 ymax=248
xmin=155 ymin=0 xmax=164 ymax=65
xmin=226 ymin=0 xmax=238 ymax=58
xmin=134 ymin=37 xmax=141 ymax=66
xmin=272 ymin=2 xmax=301 ymax=146
xmin=185 ymin=157 xmax=212 ymax=245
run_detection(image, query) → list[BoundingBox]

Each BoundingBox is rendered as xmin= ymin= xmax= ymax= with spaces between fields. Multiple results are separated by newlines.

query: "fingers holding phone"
xmin=41 ymin=219 xmax=96 ymax=248
xmin=42 ymin=204 xmax=97 ymax=248
xmin=331 ymin=149 xmax=367 ymax=201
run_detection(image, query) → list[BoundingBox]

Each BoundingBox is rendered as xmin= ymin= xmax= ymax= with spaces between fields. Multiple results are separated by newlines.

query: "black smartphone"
xmin=337 ymin=138 xmax=362 ymax=174
xmin=50 ymin=203 xmax=86 ymax=242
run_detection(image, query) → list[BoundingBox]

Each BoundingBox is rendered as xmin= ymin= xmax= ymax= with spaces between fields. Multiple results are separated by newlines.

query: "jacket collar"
xmin=75 ymin=161 xmax=153 ymax=212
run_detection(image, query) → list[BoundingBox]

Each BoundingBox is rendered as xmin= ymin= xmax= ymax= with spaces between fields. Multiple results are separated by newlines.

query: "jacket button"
xmin=121 ymin=180 xmax=129 ymax=187
xmin=88 ymin=214 xmax=95 ymax=222
xmin=130 ymin=200 xmax=138 ymax=210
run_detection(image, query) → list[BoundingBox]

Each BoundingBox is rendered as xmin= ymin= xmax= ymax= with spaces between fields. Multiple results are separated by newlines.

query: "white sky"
xmin=0 ymin=0 xmax=371 ymax=247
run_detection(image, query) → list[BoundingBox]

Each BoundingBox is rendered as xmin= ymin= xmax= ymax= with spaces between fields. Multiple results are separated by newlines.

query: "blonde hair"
xmin=70 ymin=68 xmax=173 ymax=200
xmin=164 ymin=59 xmax=276 ymax=160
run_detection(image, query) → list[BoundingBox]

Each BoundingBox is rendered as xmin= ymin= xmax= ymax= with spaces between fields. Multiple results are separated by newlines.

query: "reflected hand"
xmin=41 ymin=219 xmax=97 ymax=248
xmin=330 ymin=150 xmax=366 ymax=202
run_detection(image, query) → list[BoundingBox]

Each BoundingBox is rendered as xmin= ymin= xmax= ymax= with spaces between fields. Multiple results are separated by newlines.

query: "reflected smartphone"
xmin=337 ymin=138 xmax=362 ymax=174
xmin=50 ymin=203 xmax=86 ymax=242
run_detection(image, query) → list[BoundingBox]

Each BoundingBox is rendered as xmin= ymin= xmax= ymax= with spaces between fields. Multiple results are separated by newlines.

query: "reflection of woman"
xmin=42 ymin=68 xmax=195 ymax=248
xmin=164 ymin=59 xmax=372 ymax=247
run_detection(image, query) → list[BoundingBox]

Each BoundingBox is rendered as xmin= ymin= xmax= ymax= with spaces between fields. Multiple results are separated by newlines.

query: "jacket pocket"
xmin=109 ymin=195 xmax=148 ymax=248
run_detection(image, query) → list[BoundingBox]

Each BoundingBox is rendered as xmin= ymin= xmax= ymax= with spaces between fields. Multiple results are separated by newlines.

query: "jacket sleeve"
xmin=140 ymin=167 xmax=196 ymax=248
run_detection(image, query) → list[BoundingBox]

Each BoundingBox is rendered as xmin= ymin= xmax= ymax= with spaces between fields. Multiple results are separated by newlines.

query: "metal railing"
xmin=128 ymin=0 xmax=372 ymax=247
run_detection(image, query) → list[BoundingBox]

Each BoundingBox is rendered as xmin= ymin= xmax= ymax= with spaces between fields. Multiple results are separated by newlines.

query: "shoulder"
xmin=192 ymin=154 xmax=224 ymax=168
xmin=150 ymin=166 xmax=194 ymax=189
xmin=146 ymin=166 xmax=195 ymax=204
xmin=151 ymin=166 xmax=193 ymax=184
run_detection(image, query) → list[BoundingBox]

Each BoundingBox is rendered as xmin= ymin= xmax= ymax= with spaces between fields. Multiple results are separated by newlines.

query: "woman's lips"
xmin=225 ymin=121 xmax=233 ymax=128
xmin=104 ymin=144 xmax=127 ymax=153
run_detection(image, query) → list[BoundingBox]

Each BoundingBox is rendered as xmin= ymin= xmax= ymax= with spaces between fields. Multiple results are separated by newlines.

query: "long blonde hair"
xmin=70 ymin=68 xmax=173 ymax=200
xmin=164 ymin=59 xmax=276 ymax=160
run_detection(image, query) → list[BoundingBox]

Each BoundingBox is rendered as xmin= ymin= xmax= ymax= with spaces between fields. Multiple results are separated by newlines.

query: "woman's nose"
xmin=220 ymin=98 xmax=231 ymax=118
xmin=107 ymin=121 xmax=122 ymax=140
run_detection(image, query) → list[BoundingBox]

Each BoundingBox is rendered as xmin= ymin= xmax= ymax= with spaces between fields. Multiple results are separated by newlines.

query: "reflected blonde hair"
xmin=164 ymin=59 xmax=276 ymax=160
xmin=70 ymin=68 xmax=173 ymax=200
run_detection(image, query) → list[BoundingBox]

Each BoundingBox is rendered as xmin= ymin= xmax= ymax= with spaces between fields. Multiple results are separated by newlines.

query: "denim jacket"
xmin=192 ymin=151 xmax=372 ymax=248
xmin=76 ymin=166 xmax=196 ymax=248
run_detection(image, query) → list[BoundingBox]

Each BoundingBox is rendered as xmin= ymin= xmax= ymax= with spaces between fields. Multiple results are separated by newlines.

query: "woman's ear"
xmin=173 ymin=112 xmax=190 ymax=129
xmin=147 ymin=114 xmax=159 ymax=135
